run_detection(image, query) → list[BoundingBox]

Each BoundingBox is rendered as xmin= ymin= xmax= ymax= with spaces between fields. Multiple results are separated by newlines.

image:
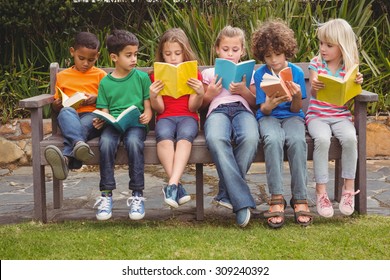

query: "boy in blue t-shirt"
xmin=251 ymin=19 xmax=312 ymax=228
xmin=93 ymin=30 xmax=152 ymax=221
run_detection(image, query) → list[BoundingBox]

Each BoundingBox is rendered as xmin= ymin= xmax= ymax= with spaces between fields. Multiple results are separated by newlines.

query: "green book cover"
xmin=93 ymin=105 xmax=144 ymax=133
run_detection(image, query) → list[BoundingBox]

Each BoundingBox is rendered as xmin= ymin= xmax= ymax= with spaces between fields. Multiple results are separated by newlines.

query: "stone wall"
xmin=0 ymin=119 xmax=52 ymax=169
xmin=0 ymin=116 xmax=389 ymax=168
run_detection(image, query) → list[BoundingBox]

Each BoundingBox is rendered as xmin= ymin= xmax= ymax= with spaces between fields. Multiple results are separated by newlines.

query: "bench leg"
xmin=334 ymin=159 xmax=342 ymax=202
xmin=53 ymin=178 xmax=63 ymax=209
xmin=195 ymin=163 xmax=204 ymax=221
xmin=30 ymin=108 xmax=47 ymax=223
xmin=354 ymin=100 xmax=368 ymax=214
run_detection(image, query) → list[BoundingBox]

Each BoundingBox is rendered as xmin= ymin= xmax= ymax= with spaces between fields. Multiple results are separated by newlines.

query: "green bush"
xmin=0 ymin=0 xmax=388 ymax=123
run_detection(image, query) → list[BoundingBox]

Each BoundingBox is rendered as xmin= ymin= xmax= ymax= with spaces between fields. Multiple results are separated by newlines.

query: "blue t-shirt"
xmin=254 ymin=62 xmax=306 ymax=120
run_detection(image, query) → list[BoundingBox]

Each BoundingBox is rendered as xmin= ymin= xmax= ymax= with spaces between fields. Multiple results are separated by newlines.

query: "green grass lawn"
xmin=1 ymin=215 xmax=389 ymax=260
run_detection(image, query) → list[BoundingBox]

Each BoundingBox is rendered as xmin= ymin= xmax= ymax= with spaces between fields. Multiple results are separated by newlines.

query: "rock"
xmin=0 ymin=138 xmax=24 ymax=164
xmin=367 ymin=122 xmax=390 ymax=158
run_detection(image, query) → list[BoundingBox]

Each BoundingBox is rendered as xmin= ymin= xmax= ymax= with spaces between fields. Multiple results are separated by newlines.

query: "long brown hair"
xmin=155 ymin=28 xmax=197 ymax=62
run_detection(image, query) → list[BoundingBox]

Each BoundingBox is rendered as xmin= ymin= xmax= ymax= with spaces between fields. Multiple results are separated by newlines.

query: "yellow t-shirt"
xmin=55 ymin=66 xmax=107 ymax=114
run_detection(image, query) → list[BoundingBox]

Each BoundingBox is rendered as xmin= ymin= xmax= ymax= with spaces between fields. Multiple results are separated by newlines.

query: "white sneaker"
xmin=94 ymin=196 xmax=113 ymax=221
xmin=339 ymin=189 xmax=360 ymax=216
xmin=127 ymin=195 xmax=145 ymax=220
xmin=316 ymin=193 xmax=334 ymax=218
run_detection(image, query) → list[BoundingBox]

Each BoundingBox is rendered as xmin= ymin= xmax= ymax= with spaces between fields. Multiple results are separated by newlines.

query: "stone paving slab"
xmin=0 ymin=160 xmax=389 ymax=224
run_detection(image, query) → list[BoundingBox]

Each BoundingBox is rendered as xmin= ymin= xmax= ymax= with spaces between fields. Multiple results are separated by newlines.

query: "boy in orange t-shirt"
xmin=44 ymin=32 xmax=106 ymax=180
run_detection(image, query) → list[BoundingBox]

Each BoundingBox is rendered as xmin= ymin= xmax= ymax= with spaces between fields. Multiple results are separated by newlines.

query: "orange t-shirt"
xmin=55 ymin=66 xmax=107 ymax=113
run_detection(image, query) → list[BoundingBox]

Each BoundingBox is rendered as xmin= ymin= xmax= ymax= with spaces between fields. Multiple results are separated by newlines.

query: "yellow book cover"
xmin=317 ymin=64 xmax=362 ymax=106
xmin=57 ymin=87 xmax=87 ymax=109
xmin=154 ymin=60 xmax=198 ymax=99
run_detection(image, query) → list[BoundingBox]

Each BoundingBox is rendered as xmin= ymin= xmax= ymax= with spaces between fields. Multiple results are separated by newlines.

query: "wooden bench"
xmin=19 ymin=62 xmax=378 ymax=223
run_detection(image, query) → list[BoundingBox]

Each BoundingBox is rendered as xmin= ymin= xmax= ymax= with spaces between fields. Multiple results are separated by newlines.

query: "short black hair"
xmin=106 ymin=29 xmax=139 ymax=55
xmin=73 ymin=32 xmax=100 ymax=50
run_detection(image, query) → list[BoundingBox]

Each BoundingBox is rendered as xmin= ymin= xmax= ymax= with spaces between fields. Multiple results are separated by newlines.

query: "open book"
xmin=92 ymin=106 xmax=143 ymax=133
xmin=57 ymin=87 xmax=87 ymax=109
xmin=317 ymin=64 xmax=362 ymax=106
xmin=260 ymin=67 xmax=293 ymax=100
xmin=154 ymin=60 xmax=198 ymax=99
xmin=214 ymin=58 xmax=255 ymax=90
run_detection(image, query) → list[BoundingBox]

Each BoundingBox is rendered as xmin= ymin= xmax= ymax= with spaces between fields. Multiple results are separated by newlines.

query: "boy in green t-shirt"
xmin=93 ymin=30 xmax=152 ymax=221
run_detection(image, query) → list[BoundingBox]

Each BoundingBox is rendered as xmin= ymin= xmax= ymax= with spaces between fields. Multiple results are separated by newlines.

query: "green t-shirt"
xmin=96 ymin=69 xmax=151 ymax=118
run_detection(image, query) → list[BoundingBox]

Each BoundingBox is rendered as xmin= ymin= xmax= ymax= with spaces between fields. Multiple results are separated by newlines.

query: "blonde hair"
xmin=215 ymin=25 xmax=246 ymax=56
xmin=155 ymin=28 xmax=197 ymax=62
xmin=316 ymin=18 xmax=359 ymax=71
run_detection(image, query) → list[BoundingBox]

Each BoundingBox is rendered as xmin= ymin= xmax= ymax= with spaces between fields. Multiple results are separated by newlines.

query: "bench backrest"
xmin=49 ymin=62 xmax=311 ymax=132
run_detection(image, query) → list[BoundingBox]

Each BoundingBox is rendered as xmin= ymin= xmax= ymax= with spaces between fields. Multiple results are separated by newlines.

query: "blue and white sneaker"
xmin=177 ymin=183 xmax=191 ymax=205
xmin=213 ymin=197 xmax=233 ymax=210
xmin=94 ymin=195 xmax=113 ymax=221
xmin=162 ymin=184 xmax=179 ymax=208
xmin=236 ymin=207 xmax=251 ymax=228
xmin=127 ymin=194 xmax=145 ymax=220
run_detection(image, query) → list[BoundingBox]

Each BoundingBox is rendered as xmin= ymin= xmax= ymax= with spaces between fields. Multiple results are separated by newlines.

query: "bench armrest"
xmin=19 ymin=94 xmax=54 ymax=109
xmin=355 ymin=90 xmax=378 ymax=103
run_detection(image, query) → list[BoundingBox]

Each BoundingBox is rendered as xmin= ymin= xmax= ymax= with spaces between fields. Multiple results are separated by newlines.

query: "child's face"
xmin=264 ymin=51 xmax=287 ymax=74
xmin=162 ymin=42 xmax=184 ymax=65
xmin=70 ymin=46 xmax=99 ymax=73
xmin=112 ymin=45 xmax=138 ymax=72
xmin=319 ymin=40 xmax=342 ymax=63
xmin=215 ymin=36 xmax=243 ymax=64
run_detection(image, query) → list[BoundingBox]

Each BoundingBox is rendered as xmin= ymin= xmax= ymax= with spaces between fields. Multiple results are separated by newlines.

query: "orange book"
xmin=260 ymin=67 xmax=292 ymax=100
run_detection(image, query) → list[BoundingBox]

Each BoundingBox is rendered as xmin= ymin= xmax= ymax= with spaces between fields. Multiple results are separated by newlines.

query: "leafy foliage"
xmin=0 ymin=0 xmax=388 ymax=123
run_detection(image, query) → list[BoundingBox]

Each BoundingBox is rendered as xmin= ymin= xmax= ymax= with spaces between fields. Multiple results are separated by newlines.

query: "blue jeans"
xmin=258 ymin=116 xmax=308 ymax=200
xmin=57 ymin=107 xmax=101 ymax=169
xmin=155 ymin=116 xmax=198 ymax=143
xmin=205 ymin=102 xmax=259 ymax=212
xmin=99 ymin=125 xmax=146 ymax=192
xmin=307 ymin=118 xmax=357 ymax=183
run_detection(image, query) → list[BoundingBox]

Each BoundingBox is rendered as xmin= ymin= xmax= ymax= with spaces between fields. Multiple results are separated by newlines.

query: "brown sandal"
xmin=290 ymin=199 xmax=313 ymax=226
xmin=263 ymin=198 xmax=287 ymax=229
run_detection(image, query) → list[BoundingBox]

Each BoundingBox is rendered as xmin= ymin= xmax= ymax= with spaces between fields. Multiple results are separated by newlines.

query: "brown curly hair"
xmin=251 ymin=19 xmax=298 ymax=62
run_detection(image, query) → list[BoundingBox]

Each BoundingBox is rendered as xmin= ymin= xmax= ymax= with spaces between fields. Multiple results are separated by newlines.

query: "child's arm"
xmin=187 ymin=78 xmax=205 ymax=112
xmin=286 ymin=81 xmax=302 ymax=113
xmin=140 ymin=99 xmax=153 ymax=125
xmin=51 ymin=98 xmax=63 ymax=113
xmin=92 ymin=108 xmax=108 ymax=130
xmin=309 ymin=69 xmax=324 ymax=98
xmin=83 ymin=93 xmax=97 ymax=106
xmin=260 ymin=95 xmax=291 ymax=116
xmin=229 ymin=75 xmax=256 ymax=108
xmin=355 ymin=72 xmax=364 ymax=84
xmin=201 ymin=75 xmax=222 ymax=109
xmin=149 ymin=80 xmax=165 ymax=114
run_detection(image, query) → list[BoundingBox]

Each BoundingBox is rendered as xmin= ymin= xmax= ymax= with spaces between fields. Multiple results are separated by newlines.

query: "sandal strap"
xmin=294 ymin=210 xmax=313 ymax=217
xmin=292 ymin=199 xmax=308 ymax=205
xmin=263 ymin=211 xmax=284 ymax=218
xmin=269 ymin=198 xmax=285 ymax=205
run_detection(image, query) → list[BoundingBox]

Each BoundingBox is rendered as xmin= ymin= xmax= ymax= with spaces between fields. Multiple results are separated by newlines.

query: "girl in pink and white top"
xmin=306 ymin=18 xmax=364 ymax=218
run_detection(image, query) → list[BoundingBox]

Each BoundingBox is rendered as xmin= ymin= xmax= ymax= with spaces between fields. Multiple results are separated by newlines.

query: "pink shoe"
xmin=316 ymin=193 xmax=334 ymax=218
xmin=339 ymin=189 xmax=360 ymax=216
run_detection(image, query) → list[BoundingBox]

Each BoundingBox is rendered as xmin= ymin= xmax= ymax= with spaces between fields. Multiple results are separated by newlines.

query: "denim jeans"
xmin=258 ymin=116 xmax=308 ymax=200
xmin=307 ymin=117 xmax=357 ymax=183
xmin=57 ymin=107 xmax=101 ymax=169
xmin=155 ymin=116 xmax=198 ymax=143
xmin=99 ymin=125 xmax=146 ymax=192
xmin=204 ymin=102 xmax=259 ymax=212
